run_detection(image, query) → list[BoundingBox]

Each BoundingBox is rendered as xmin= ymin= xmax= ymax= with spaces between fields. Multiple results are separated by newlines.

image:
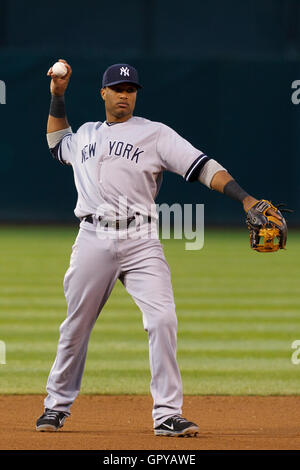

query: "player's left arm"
xmin=209 ymin=170 xmax=257 ymax=213
xmin=206 ymin=168 xmax=289 ymax=251
xmin=206 ymin=169 xmax=280 ymax=220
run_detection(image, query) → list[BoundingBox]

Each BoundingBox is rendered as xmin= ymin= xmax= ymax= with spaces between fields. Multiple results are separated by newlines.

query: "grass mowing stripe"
xmin=3 ymin=315 xmax=300 ymax=326
xmin=178 ymin=331 xmax=298 ymax=341
xmin=4 ymin=309 xmax=299 ymax=321
xmin=1 ymin=327 xmax=298 ymax=344
xmin=176 ymin=304 xmax=300 ymax=311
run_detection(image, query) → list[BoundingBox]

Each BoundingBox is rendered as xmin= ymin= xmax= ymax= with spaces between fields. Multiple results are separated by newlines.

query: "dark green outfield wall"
xmin=0 ymin=0 xmax=299 ymax=225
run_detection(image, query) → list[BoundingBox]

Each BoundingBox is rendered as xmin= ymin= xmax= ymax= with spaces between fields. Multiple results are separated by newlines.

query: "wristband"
xmin=49 ymin=95 xmax=66 ymax=118
xmin=223 ymin=180 xmax=249 ymax=203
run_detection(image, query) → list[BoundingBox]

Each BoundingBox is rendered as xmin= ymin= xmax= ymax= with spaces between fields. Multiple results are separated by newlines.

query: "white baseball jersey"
xmin=50 ymin=116 xmax=210 ymax=220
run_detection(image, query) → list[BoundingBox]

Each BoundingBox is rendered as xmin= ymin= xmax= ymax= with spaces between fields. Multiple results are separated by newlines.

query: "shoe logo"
xmin=162 ymin=422 xmax=174 ymax=430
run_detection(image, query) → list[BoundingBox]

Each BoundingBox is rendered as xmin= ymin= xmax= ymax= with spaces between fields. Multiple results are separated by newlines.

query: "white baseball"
xmin=52 ymin=62 xmax=68 ymax=77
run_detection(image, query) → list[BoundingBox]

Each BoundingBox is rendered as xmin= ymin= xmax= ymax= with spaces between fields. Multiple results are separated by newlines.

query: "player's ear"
xmin=100 ymin=88 xmax=106 ymax=101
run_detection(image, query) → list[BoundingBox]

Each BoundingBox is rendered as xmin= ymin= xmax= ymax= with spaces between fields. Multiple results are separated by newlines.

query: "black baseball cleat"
xmin=154 ymin=415 xmax=199 ymax=437
xmin=36 ymin=408 xmax=68 ymax=432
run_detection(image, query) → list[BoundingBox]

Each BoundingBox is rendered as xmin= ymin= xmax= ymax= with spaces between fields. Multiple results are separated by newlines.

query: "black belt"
xmin=82 ymin=213 xmax=152 ymax=230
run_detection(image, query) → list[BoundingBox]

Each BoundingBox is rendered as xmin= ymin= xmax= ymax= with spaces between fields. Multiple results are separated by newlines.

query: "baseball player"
xmin=35 ymin=60 xmax=287 ymax=436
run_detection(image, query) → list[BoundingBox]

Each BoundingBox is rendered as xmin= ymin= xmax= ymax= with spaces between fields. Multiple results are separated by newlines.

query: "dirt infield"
xmin=1 ymin=395 xmax=300 ymax=450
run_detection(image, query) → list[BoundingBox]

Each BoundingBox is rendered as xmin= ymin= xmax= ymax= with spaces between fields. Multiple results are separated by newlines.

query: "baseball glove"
xmin=246 ymin=199 xmax=289 ymax=252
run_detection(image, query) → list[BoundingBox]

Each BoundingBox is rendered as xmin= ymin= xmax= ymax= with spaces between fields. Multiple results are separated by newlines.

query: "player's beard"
xmin=115 ymin=109 xmax=129 ymax=119
xmin=112 ymin=105 xmax=132 ymax=120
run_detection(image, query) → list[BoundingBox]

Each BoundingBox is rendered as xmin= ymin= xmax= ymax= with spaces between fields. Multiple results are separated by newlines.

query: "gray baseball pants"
xmin=44 ymin=223 xmax=183 ymax=427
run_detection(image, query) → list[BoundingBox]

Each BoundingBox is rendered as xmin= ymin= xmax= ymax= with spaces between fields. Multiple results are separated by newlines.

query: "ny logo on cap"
xmin=120 ymin=66 xmax=130 ymax=77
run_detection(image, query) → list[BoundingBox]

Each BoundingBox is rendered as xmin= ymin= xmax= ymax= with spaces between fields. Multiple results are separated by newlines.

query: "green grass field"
xmin=0 ymin=225 xmax=300 ymax=395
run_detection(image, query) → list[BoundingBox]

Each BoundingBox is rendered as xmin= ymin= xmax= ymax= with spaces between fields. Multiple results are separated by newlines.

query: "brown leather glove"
xmin=246 ymin=200 xmax=288 ymax=252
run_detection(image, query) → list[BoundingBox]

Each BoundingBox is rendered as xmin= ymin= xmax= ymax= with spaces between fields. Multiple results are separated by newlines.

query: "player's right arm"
xmin=47 ymin=60 xmax=76 ymax=166
xmin=47 ymin=59 xmax=72 ymax=133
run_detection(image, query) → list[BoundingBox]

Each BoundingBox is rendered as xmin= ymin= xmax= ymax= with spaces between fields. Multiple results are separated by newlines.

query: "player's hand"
xmin=47 ymin=59 xmax=72 ymax=97
xmin=243 ymin=195 xmax=283 ymax=222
